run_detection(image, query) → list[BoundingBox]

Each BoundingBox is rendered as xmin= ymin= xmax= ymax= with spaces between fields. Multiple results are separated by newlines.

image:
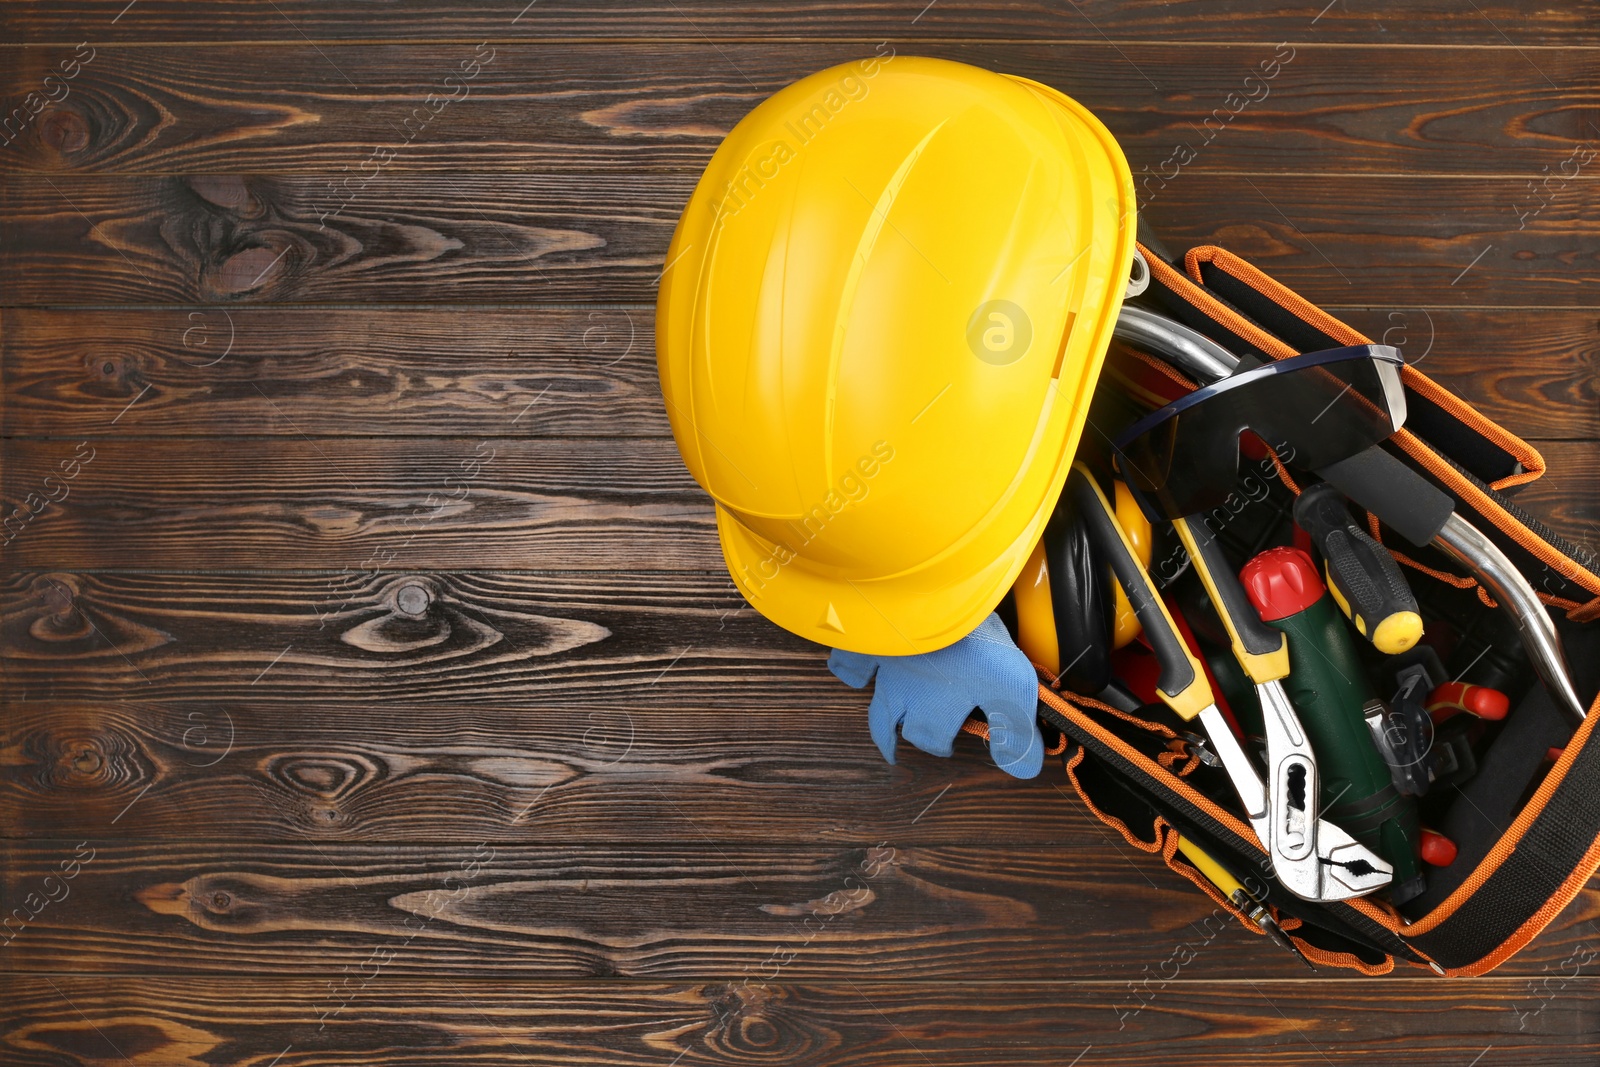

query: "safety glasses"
xmin=1111 ymin=344 xmax=1407 ymax=520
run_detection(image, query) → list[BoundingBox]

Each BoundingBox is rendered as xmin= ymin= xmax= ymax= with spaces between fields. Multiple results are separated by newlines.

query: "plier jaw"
xmin=1261 ymin=680 xmax=1394 ymax=901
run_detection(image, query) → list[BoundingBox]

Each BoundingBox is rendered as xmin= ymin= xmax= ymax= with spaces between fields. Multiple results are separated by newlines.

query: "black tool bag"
xmin=1036 ymin=241 xmax=1600 ymax=975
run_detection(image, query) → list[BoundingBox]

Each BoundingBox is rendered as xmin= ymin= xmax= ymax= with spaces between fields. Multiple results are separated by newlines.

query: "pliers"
xmin=1070 ymin=466 xmax=1392 ymax=902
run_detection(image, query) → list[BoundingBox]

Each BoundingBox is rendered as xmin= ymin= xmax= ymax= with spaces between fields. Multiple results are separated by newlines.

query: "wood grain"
xmin=6 ymin=173 xmax=1600 ymax=306
xmin=3 ymin=306 xmax=1595 ymax=440
xmin=0 ymin=438 xmax=719 ymax=570
xmin=0 ymin=173 xmax=686 ymax=304
xmin=9 ymin=976 xmax=1597 ymax=1067
xmin=4 ymin=43 xmax=1599 ymax=177
xmin=3 ymin=2 xmax=1600 ymax=1055
xmin=7 ymin=0 xmax=1600 ymax=45
xmin=2 ymin=839 xmax=1594 ymax=980
xmin=0 ymin=570 xmax=829 ymax=707
xmin=0 ymin=698 xmax=1089 ymax=845
xmin=1500 ymin=441 xmax=1600 ymax=549
xmin=0 ymin=307 xmax=665 ymax=438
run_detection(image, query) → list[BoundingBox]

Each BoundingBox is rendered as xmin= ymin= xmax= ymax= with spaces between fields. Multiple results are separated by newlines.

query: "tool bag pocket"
xmin=1040 ymin=688 xmax=1413 ymax=972
xmin=1050 ymin=240 xmax=1600 ymax=976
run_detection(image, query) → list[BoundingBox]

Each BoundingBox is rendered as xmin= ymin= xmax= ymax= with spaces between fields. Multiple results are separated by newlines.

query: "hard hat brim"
xmin=717 ymin=497 xmax=1057 ymax=655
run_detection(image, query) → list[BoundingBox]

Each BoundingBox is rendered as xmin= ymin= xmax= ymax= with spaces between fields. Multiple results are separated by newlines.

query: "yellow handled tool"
xmin=1169 ymin=515 xmax=1393 ymax=903
xmin=1070 ymin=467 xmax=1213 ymax=722
xmin=1175 ymin=835 xmax=1314 ymax=970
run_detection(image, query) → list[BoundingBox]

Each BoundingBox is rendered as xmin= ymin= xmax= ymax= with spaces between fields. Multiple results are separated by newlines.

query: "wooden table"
xmin=3 ymin=3 xmax=1597 ymax=1063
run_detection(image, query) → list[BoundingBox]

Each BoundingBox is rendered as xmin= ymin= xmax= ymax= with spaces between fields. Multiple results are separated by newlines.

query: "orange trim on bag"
xmin=1268 ymin=909 xmax=1400 ymax=974
xmin=961 ymin=713 xmax=1067 ymax=757
xmin=1087 ymin=702 xmax=1180 ymax=740
xmin=1041 ymin=688 xmax=1267 ymax=856
xmin=1156 ymin=824 xmax=1276 ymax=945
xmin=1158 ymin=745 xmax=1200 ymax=776
xmin=1293 ymin=937 xmax=1396 ymax=976
xmin=1061 ymin=744 xmax=1162 ymax=852
xmin=1160 ymin=245 xmax=1600 ymax=606
xmin=1392 ymin=424 xmax=1600 ymax=601
xmin=1268 ymin=449 xmax=1301 ymax=495
xmin=1401 ymin=688 xmax=1600 ymax=945
xmin=1438 ymin=830 xmax=1600 ymax=977
xmin=1160 ymin=823 xmax=1239 ymax=913
xmin=1366 ymin=512 xmax=1484 ymax=595
xmin=1571 ymin=596 xmax=1600 ymax=624
xmin=1185 ymin=246 xmax=1548 ymax=491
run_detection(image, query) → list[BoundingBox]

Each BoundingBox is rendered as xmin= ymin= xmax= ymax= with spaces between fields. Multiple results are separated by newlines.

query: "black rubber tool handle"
xmin=1294 ymin=482 xmax=1423 ymax=654
xmin=1315 ymin=447 xmax=1454 ymax=549
xmin=1173 ymin=517 xmax=1288 ymax=675
xmin=1069 ymin=465 xmax=1212 ymax=721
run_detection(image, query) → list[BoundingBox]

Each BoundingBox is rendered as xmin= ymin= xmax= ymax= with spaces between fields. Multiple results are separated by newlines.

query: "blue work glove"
xmin=828 ymin=613 xmax=1045 ymax=779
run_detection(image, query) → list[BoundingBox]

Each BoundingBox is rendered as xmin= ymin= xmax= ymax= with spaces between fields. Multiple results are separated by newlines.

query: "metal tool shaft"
xmin=1434 ymin=512 xmax=1586 ymax=725
xmin=1113 ymin=305 xmax=1238 ymax=382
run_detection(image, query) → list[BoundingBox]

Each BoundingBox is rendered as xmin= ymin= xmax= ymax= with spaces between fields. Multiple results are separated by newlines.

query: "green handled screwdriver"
xmin=1170 ymin=517 xmax=1394 ymax=902
xmin=1237 ymin=545 xmax=1426 ymax=906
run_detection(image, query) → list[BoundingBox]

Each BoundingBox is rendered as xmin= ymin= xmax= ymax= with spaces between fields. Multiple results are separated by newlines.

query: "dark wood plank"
xmin=4 ymin=977 xmax=1599 ymax=1067
xmin=0 ymin=307 xmax=665 ymax=438
xmin=0 ymin=570 xmax=833 ymax=707
xmin=0 ymin=698 xmax=1088 ymax=845
xmin=0 ymin=438 xmax=716 ymax=570
xmin=3 ymin=839 xmax=1594 ymax=980
xmin=4 ymin=306 xmax=1595 ymax=441
xmin=5 ymin=42 xmax=1599 ymax=176
xmin=7 ymin=0 xmax=1600 ymax=45
xmin=1503 ymin=441 xmax=1600 ymax=554
xmin=0 ymin=840 xmax=1255 ymax=979
xmin=0 ymin=173 xmax=686 ymax=305
xmin=6 ymin=174 xmax=1600 ymax=306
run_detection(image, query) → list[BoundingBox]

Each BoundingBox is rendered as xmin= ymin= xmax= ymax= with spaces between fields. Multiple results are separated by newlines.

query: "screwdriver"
xmin=1293 ymin=483 xmax=1422 ymax=654
xmin=1175 ymin=835 xmax=1315 ymax=970
xmin=1237 ymin=546 xmax=1427 ymax=906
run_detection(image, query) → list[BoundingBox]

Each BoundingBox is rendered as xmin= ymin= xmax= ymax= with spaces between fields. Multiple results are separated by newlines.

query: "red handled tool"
xmin=1426 ymin=682 xmax=1510 ymax=724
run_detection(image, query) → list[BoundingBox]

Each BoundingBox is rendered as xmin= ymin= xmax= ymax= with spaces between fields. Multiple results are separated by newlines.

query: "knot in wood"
xmin=38 ymin=106 xmax=90 ymax=154
xmin=395 ymin=582 xmax=432 ymax=616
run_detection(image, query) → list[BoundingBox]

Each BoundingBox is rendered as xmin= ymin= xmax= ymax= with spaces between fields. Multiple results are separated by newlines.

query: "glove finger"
xmin=866 ymin=688 xmax=909 ymax=765
xmin=828 ymin=648 xmax=880 ymax=689
xmin=984 ymin=709 xmax=1045 ymax=779
xmin=978 ymin=637 xmax=1048 ymax=779
xmin=898 ymin=684 xmax=973 ymax=760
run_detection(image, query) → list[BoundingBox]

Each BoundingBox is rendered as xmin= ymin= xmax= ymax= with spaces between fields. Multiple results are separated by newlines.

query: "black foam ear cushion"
xmin=1044 ymin=488 xmax=1115 ymax=694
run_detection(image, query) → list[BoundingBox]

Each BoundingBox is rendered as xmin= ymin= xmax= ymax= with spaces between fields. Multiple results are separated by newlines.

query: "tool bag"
xmin=1036 ymin=240 xmax=1600 ymax=975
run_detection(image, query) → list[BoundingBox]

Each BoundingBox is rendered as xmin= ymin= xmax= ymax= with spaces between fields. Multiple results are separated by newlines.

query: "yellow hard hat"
xmin=658 ymin=55 xmax=1135 ymax=655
